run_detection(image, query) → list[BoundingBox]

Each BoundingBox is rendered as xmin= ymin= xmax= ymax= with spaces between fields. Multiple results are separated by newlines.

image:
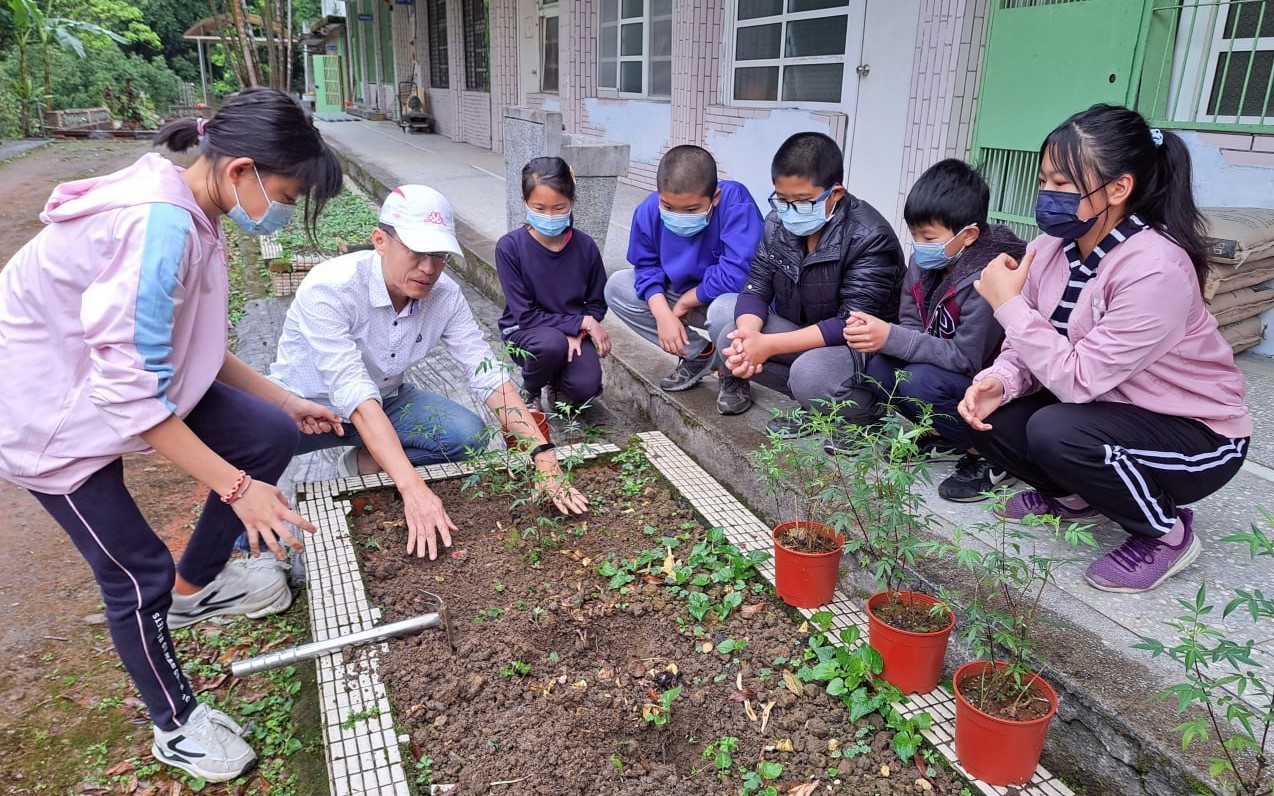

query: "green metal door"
xmin=314 ymin=55 xmax=345 ymax=112
xmin=971 ymin=0 xmax=1154 ymax=237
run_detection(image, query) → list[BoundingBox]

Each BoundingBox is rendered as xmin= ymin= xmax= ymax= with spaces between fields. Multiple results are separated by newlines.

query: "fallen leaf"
xmin=216 ymin=644 xmax=250 ymax=665
xmin=627 ymin=660 xmax=648 ymax=680
xmin=787 ymin=783 xmax=819 ymax=796
xmin=571 ymin=680 xmax=588 ymax=689
xmin=744 ymin=699 xmax=758 ymax=722
xmin=666 ymin=662 xmax=678 ymax=675
xmin=741 ymin=602 xmax=766 ymax=618
xmin=827 ymin=738 xmax=840 ymax=753
xmin=194 ymin=673 xmax=229 ymax=694
xmin=736 ymin=672 xmax=744 ymax=691
xmin=450 ymin=549 xmax=468 ymax=561
xmin=103 ymin=761 xmax=134 ymax=777
xmin=798 ymin=620 xmax=810 ymax=634
xmin=701 ymin=641 xmax=714 ymax=653
xmin=775 ymin=738 xmax=794 ymax=753
xmin=660 ymin=548 xmax=677 ymax=577
xmin=782 ymin=670 xmax=804 ymax=697
xmin=728 ymin=688 xmax=757 ymax=702
xmin=760 ymin=700 xmax=776 ymax=733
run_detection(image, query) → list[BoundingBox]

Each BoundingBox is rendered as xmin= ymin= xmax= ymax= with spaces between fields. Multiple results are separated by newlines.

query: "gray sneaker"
xmin=152 ymin=703 xmax=257 ymax=783
xmin=766 ymin=410 xmax=812 ymax=438
xmin=660 ymin=345 xmax=715 ymax=392
xmin=716 ymin=375 xmax=752 ymax=415
xmin=169 ymin=557 xmax=292 ymax=629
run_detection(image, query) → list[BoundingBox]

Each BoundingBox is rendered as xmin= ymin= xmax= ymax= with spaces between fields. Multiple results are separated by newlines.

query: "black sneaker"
xmin=518 ymin=385 xmax=542 ymax=413
xmin=766 ymin=410 xmax=812 ymax=438
xmin=916 ymin=436 xmax=963 ymax=462
xmin=938 ymin=454 xmax=1017 ymax=503
xmin=716 ymin=375 xmax=752 ymax=415
xmin=660 ymin=345 xmax=716 ymax=392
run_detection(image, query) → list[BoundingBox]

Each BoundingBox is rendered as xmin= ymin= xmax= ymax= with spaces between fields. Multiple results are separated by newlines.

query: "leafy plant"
xmin=499 ymin=660 xmax=532 ymax=678
xmin=339 ymin=706 xmax=382 ymax=729
xmin=641 ymin=685 xmax=682 ymax=727
xmin=701 ymin=735 xmax=738 ymax=777
xmin=1135 ymin=511 xmax=1274 ymax=796
xmin=946 ymin=495 xmax=1095 ymax=714
xmin=741 ymin=760 xmax=783 ymax=795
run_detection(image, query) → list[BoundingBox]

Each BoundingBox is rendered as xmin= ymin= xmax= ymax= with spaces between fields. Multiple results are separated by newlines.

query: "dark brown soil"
xmin=955 ymin=666 xmax=1055 ymax=723
xmin=349 ymin=462 xmax=967 ymax=795
xmin=775 ymin=526 xmax=840 ymax=555
xmin=870 ymin=597 xmax=952 ymax=635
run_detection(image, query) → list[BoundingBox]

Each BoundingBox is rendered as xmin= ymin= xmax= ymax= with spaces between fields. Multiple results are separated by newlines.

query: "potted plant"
xmin=948 ymin=501 xmax=1096 ymax=786
xmin=822 ymin=402 xmax=955 ymax=695
xmin=753 ymin=407 xmax=845 ymax=609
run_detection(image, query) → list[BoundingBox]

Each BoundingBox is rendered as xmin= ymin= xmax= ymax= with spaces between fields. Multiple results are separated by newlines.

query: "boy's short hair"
xmin=656 ymin=145 xmax=719 ymax=197
xmin=903 ymin=159 xmax=990 ymax=232
xmin=771 ymin=132 xmax=843 ymax=190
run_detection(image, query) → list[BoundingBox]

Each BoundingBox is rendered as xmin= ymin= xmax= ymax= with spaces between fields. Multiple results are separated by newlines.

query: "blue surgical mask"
xmin=912 ymin=226 xmax=972 ymax=271
xmin=525 ymin=207 xmax=571 ymax=237
xmin=660 ymin=208 xmax=711 ymax=238
xmin=1035 ymin=189 xmax=1099 ymax=240
xmin=226 ymin=166 xmax=296 ymax=237
xmin=778 ymin=204 xmax=831 ymax=237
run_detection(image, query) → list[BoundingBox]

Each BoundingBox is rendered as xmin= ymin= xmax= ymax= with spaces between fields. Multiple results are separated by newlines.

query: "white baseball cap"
xmin=378 ymin=184 xmax=463 ymax=257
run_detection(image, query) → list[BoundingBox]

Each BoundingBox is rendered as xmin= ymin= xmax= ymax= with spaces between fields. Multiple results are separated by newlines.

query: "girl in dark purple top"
xmin=495 ymin=157 xmax=610 ymax=411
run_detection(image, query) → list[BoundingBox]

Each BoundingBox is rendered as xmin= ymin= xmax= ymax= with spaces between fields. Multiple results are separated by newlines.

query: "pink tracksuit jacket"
xmin=0 ymin=153 xmax=229 ymax=494
xmin=978 ymin=229 xmax=1253 ymax=439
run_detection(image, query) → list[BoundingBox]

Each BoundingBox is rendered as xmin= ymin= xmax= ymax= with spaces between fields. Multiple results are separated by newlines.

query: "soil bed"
xmin=348 ymin=459 xmax=967 ymax=795
xmin=775 ymin=526 xmax=840 ymax=555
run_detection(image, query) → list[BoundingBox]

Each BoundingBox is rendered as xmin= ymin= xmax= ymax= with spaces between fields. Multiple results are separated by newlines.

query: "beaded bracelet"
xmin=221 ymin=470 xmax=250 ymax=504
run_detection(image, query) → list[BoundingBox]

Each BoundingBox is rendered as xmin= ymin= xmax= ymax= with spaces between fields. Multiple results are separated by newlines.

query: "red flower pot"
xmin=954 ymin=660 xmax=1059 ymax=786
xmin=866 ymin=591 xmax=954 ymax=695
xmin=772 ymin=521 xmax=844 ymax=609
xmin=503 ymin=410 xmax=552 ymax=450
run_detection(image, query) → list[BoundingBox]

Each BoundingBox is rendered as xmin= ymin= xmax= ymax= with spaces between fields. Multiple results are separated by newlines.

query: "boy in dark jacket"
xmin=843 ymin=159 xmax=1025 ymax=501
xmin=719 ymin=132 xmax=905 ymax=436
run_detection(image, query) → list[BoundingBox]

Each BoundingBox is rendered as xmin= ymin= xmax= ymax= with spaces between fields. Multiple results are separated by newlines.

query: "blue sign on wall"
xmin=394 ymin=0 xmax=413 ymax=4
xmin=357 ymin=12 xmax=372 ymax=21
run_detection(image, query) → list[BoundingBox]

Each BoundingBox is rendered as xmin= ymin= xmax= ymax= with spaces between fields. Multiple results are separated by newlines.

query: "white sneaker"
xmin=152 ymin=703 xmax=257 ymax=782
xmin=168 ymin=557 xmax=292 ymax=629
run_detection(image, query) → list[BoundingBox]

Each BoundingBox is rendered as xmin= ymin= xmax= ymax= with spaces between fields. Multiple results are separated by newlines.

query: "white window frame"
xmin=539 ymin=0 xmax=560 ymax=93
xmin=1163 ymin=0 xmax=1274 ymax=126
xmin=722 ymin=0 xmax=858 ymax=109
xmin=597 ymin=0 xmax=673 ymax=100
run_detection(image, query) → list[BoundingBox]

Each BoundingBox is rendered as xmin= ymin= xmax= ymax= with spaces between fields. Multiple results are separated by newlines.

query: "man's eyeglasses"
xmin=383 ymin=228 xmax=452 ymax=268
xmin=768 ymin=185 xmax=838 ymax=215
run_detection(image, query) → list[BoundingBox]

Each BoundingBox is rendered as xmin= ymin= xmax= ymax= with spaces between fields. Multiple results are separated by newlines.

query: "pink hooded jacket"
xmin=978 ymin=229 xmax=1252 ymax=439
xmin=0 ymin=153 xmax=229 ymax=494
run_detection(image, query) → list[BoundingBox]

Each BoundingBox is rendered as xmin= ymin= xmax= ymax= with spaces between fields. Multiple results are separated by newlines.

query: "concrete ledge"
xmin=332 ymin=145 xmax=1231 ymax=796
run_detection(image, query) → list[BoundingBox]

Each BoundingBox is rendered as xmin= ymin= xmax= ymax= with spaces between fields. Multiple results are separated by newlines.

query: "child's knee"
xmin=705 ymin=294 xmax=738 ymax=337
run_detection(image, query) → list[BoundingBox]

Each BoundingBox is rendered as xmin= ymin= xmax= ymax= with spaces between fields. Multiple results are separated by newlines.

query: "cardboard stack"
xmin=1202 ymin=208 xmax=1274 ymax=354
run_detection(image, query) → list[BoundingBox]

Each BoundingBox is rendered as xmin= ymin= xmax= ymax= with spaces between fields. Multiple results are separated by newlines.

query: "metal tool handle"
xmin=231 ymin=612 xmax=442 ymax=677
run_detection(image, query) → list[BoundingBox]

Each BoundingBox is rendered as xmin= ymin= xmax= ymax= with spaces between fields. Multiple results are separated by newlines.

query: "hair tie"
xmin=196 ymin=117 xmax=208 ymax=136
xmin=1149 ymin=127 xmax=1164 ymax=148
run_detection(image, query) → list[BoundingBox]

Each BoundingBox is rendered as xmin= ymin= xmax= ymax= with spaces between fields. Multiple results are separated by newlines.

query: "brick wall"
xmin=392 ymin=3 xmax=418 ymax=94
xmin=669 ymin=0 xmax=723 ymax=145
xmin=1193 ymin=132 xmax=1274 ymax=168
xmin=560 ymin=0 xmax=598 ymax=133
xmin=895 ymin=0 xmax=989 ymax=229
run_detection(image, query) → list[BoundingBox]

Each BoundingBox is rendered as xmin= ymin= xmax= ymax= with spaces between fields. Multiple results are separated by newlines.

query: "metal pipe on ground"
xmin=231 ymin=612 xmax=442 ymax=677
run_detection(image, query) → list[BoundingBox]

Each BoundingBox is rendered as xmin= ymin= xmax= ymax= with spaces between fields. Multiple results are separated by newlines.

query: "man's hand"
xmin=281 ymin=394 xmax=345 ymax=436
xmin=843 ymin=312 xmax=890 ymax=353
xmin=670 ymin=289 xmax=702 ymax=322
xmin=533 ymin=454 xmax=590 ymax=515
xmin=975 ymin=250 xmax=1035 ymax=311
xmin=959 ymin=377 xmax=1006 ymax=431
xmin=401 ymin=481 xmax=457 ymax=560
xmin=232 ymin=482 xmax=315 ymax=560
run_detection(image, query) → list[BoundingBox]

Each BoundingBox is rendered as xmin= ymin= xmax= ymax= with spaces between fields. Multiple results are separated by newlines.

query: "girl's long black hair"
xmin=521 ymin=156 xmax=576 ymax=203
xmin=1041 ymin=103 xmax=1209 ymax=291
xmin=154 ymin=88 xmax=343 ymax=239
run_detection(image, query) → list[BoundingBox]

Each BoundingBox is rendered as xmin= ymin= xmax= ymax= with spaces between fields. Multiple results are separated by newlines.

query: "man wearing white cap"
xmin=270 ymin=185 xmax=588 ymax=559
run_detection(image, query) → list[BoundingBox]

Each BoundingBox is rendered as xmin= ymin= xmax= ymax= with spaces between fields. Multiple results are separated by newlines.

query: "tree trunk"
xmin=260 ymin=0 xmax=279 ymax=91
xmin=17 ymin=35 xmax=32 ymax=137
xmin=228 ymin=0 xmax=262 ymax=87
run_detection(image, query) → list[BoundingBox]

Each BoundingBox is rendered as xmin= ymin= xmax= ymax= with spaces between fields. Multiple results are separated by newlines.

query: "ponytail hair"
xmin=154 ymin=88 xmax=343 ymax=239
xmin=1041 ymin=103 xmax=1209 ymax=292
xmin=521 ymin=156 xmax=576 ymax=203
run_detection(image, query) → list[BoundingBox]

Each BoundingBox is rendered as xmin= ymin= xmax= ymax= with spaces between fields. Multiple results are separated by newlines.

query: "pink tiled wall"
xmin=488 ymin=0 xmax=519 ymax=153
xmin=1196 ymin=132 xmax=1274 ymax=168
xmin=461 ymin=91 xmax=493 ymax=148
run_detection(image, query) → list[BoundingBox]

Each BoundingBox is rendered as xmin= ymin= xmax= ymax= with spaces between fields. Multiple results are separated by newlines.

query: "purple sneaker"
xmin=994 ymin=490 xmax=1106 ymax=525
xmin=1085 ymin=508 xmax=1200 ymax=593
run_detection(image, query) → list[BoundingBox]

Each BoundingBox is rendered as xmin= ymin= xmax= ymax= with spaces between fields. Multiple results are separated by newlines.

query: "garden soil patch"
xmin=349 ymin=461 xmax=967 ymax=795
xmin=870 ymin=599 xmax=951 ymax=635
xmin=955 ymin=668 xmax=1055 ymax=724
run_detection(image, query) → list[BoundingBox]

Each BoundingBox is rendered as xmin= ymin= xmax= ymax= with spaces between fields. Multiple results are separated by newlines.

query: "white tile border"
xmin=299 ymin=434 xmax=1073 ymax=796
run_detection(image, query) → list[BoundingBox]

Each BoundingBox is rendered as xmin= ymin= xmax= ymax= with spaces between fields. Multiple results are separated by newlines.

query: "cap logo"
xmin=425 ymin=211 xmax=446 ymax=226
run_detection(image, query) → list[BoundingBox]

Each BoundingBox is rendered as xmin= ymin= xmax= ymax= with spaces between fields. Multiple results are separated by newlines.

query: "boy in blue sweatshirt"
xmin=605 ymin=145 xmax=764 ymax=402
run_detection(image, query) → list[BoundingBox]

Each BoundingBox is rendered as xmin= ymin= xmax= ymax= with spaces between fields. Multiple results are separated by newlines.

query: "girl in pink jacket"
xmin=960 ymin=104 xmax=1252 ymax=595
xmin=0 ymin=89 xmax=343 ymax=782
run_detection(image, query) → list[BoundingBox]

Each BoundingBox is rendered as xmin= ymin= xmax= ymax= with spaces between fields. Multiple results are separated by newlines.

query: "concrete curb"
xmin=327 ymin=140 xmax=1228 ymax=796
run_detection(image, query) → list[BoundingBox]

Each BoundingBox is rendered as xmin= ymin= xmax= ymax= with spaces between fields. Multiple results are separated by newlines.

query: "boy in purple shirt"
xmin=605 ymin=145 xmax=763 ymax=409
